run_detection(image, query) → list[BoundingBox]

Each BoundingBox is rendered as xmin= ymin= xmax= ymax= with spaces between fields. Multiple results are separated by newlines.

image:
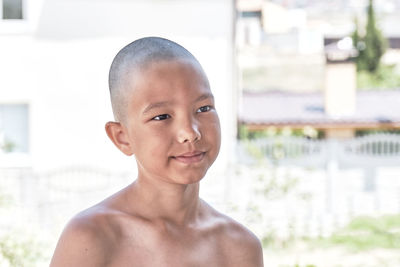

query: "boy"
xmin=50 ymin=37 xmax=263 ymax=267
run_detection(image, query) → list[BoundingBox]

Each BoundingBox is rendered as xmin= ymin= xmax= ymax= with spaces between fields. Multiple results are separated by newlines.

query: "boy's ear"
xmin=105 ymin=121 xmax=134 ymax=156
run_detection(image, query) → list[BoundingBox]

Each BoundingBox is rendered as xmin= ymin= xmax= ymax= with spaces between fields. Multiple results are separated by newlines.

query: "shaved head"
xmin=108 ymin=37 xmax=208 ymax=123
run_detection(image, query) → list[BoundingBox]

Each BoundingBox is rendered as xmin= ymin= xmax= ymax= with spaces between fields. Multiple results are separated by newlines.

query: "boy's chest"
xmin=107 ymin=229 xmax=228 ymax=267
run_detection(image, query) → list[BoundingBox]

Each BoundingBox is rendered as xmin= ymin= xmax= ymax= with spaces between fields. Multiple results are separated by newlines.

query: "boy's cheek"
xmin=210 ymin=119 xmax=221 ymax=138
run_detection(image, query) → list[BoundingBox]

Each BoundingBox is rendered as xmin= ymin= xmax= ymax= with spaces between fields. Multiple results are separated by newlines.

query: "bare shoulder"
xmin=204 ymin=203 xmax=264 ymax=267
xmin=50 ymin=205 xmax=116 ymax=267
xmin=219 ymin=216 xmax=264 ymax=266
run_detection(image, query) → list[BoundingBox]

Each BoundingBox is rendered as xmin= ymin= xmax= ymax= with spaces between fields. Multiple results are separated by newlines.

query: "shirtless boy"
xmin=50 ymin=37 xmax=264 ymax=267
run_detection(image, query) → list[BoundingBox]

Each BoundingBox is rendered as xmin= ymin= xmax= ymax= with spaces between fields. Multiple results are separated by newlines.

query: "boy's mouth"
xmin=173 ymin=151 xmax=205 ymax=164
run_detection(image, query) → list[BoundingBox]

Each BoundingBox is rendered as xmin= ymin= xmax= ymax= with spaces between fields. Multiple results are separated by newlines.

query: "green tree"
xmin=352 ymin=17 xmax=365 ymax=71
xmin=353 ymin=0 xmax=387 ymax=73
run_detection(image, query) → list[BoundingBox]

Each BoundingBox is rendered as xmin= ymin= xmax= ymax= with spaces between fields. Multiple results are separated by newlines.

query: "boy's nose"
xmin=177 ymin=121 xmax=201 ymax=143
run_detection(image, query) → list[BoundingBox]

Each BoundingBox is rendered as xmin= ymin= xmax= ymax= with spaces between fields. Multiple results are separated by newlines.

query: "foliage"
xmin=234 ymin=143 xmax=302 ymax=249
xmin=357 ymin=64 xmax=400 ymax=89
xmin=0 ymin=192 xmax=13 ymax=208
xmin=352 ymin=17 xmax=364 ymax=71
xmin=352 ymin=0 xmax=387 ymax=73
xmin=0 ymin=138 xmax=16 ymax=153
xmin=256 ymin=170 xmax=298 ymax=199
xmin=313 ymin=215 xmax=400 ymax=251
xmin=0 ymin=231 xmax=46 ymax=267
xmin=0 ymin=189 xmax=46 ymax=267
xmin=238 ymin=124 xmax=321 ymax=140
xmin=355 ymin=129 xmax=400 ymax=137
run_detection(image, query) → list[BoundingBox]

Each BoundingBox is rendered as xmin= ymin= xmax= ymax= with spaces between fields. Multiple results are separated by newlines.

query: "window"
xmin=2 ymin=0 xmax=23 ymax=20
xmin=0 ymin=104 xmax=29 ymax=153
xmin=240 ymin=11 xmax=262 ymax=18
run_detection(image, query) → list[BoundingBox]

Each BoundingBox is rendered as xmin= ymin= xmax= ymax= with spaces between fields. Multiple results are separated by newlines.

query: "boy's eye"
xmin=152 ymin=114 xmax=170 ymax=121
xmin=197 ymin=106 xmax=212 ymax=113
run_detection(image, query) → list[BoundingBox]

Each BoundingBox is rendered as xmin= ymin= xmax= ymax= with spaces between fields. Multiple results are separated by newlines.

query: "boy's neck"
xmin=126 ymin=176 xmax=202 ymax=226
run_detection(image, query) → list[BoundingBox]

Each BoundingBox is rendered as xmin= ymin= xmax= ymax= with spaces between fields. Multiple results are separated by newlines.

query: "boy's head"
xmin=109 ymin=37 xmax=208 ymax=123
xmin=106 ymin=37 xmax=221 ymax=185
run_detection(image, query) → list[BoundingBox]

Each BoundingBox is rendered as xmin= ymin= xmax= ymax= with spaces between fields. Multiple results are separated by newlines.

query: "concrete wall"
xmin=324 ymin=62 xmax=356 ymax=117
xmin=0 ymin=0 xmax=235 ymax=173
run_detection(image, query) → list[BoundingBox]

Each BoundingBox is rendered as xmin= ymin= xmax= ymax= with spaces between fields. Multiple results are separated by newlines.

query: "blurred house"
xmin=236 ymin=0 xmax=326 ymax=93
xmin=237 ymin=0 xmax=400 ymax=92
xmin=325 ymin=36 xmax=400 ymax=67
xmin=239 ymin=39 xmax=400 ymax=139
xmin=236 ymin=0 xmax=321 ymax=54
xmin=0 ymin=0 xmax=236 ymax=171
xmin=240 ymin=89 xmax=400 ymax=138
xmin=236 ymin=1 xmax=400 ymax=138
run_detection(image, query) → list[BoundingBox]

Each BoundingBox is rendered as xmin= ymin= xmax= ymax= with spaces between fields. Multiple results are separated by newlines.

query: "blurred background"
xmin=1 ymin=0 xmax=400 ymax=266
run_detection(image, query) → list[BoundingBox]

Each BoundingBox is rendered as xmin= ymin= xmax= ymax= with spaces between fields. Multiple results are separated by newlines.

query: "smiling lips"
xmin=173 ymin=151 xmax=205 ymax=164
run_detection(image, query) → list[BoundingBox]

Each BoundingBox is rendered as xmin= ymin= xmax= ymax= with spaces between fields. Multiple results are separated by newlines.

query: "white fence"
xmin=233 ymin=134 xmax=400 ymax=239
xmin=0 ymin=134 xmax=399 ymax=243
xmin=238 ymin=133 xmax=400 ymax=167
xmin=0 ymin=166 xmax=134 ymax=233
xmin=237 ymin=133 xmax=400 ymax=191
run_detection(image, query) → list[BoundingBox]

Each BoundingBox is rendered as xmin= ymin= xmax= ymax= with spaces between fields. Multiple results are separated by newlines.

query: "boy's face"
xmin=122 ymin=59 xmax=221 ymax=185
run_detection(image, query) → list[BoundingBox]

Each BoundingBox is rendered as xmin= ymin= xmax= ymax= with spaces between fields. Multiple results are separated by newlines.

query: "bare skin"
xmin=50 ymin=59 xmax=264 ymax=267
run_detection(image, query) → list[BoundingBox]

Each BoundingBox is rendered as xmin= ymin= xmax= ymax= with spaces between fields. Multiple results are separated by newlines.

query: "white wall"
xmin=0 ymin=0 xmax=235 ymax=174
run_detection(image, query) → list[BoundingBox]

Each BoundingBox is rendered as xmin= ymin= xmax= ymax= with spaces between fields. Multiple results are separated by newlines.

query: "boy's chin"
xmin=167 ymin=169 xmax=209 ymax=185
xmin=175 ymin=173 xmax=206 ymax=185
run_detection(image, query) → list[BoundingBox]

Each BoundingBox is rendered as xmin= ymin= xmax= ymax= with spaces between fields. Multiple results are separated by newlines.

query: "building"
xmin=0 ymin=0 xmax=236 ymax=172
xmin=239 ymin=39 xmax=400 ymax=139
xmin=240 ymin=89 xmax=400 ymax=138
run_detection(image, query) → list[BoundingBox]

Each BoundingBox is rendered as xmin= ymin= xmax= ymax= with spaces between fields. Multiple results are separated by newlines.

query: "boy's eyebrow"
xmin=142 ymin=101 xmax=171 ymax=115
xmin=142 ymin=93 xmax=214 ymax=115
xmin=195 ymin=92 xmax=214 ymax=103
